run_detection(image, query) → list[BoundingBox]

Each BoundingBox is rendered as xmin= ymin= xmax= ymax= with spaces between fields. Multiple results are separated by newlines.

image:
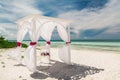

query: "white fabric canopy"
xmin=16 ymin=14 xmax=72 ymax=27
xmin=14 ymin=14 xmax=72 ymax=72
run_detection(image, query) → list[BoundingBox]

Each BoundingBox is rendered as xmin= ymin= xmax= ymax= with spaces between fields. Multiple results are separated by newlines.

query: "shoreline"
xmin=71 ymin=47 xmax=120 ymax=54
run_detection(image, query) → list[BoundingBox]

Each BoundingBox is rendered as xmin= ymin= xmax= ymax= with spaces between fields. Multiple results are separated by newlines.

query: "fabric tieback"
xmin=46 ymin=41 xmax=51 ymax=45
xmin=17 ymin=42 xmax=21 ymax=47
xmin=66 ymin=42 xmax=71 ymax=45
xmin=30 ymin=42 xmax=37 ymax=46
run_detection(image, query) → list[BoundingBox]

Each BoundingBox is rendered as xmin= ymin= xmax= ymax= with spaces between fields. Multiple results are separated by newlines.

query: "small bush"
xmin=0 ymin=36 xmax=28 ymax=48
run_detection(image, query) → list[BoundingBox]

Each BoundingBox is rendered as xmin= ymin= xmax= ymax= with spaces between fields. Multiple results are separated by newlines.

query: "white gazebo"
xmin=9 ymin=14 xmax=72 ymax=72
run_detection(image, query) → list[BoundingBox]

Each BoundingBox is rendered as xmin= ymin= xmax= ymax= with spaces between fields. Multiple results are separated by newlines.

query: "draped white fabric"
xmin=57 ymin=25 xmax=71 ymax=64
xmin=8 ymin=23 xmax=28 ymax=63
xmin=40 ymin=22 xmax=55 ymax=52
xmin=24 ymin=18 xmax=41 ymax=72
xmin=25 ymin=45 xmax=36 ymax=71
xmin=15 ymin=14 xmax=72 ymax=72
xmin=40 ymin=22 xmax=56 ymax=63
xmin=57 ymin=25 xmax=69 ymax=42
xmin=58 ymin=45 xmax=71 ymax=64
xmin=8 ymin=46 xmax=21 ymax=63
xmin=40 ymin=22 xmax=56 ymax=41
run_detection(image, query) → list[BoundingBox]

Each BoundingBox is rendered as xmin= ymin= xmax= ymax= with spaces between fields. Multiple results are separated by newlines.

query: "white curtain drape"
xmin=24 ymin=18 xmax=41 ymax=72
xmin=40 ymin=22 xmax=55 ymax=41
xmin=40 ymin=22 xmax=55 ymax=63
xmin=8 ymin=23 xmax=28 ymax=64
xmin=40 ymin=22 xmax=55 ymax=52
xmin=57 ymin=25 xmax=71 ymax=64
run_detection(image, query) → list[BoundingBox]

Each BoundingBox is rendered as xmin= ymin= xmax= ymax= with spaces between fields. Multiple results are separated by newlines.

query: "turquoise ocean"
xmin=23 ymin=40 xmax=120 ymax=52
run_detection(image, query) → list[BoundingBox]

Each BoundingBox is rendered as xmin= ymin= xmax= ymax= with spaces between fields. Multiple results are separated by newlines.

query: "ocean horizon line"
xmin=8 ymin=39 xmax=120 ymax=42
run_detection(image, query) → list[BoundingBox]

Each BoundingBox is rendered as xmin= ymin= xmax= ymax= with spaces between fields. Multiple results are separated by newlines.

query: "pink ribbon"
xmin=66 ymin=42 xmax=71 ymax=44
xmin=30 ymin=42 xmax=37 ymax=46
xmin=46 ymin=41 xmax=51 ymax=45
xmin=17 ymin=42 xmax=21 ymax=47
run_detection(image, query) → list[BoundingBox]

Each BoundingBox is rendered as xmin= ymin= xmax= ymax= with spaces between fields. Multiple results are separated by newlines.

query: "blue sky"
xmin=0 ymin=0 xmax=120 ymax=40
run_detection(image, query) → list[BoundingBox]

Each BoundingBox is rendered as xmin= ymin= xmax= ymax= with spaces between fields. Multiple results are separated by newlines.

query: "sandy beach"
xmin=0 ymin=47 xmax=120 ymax=80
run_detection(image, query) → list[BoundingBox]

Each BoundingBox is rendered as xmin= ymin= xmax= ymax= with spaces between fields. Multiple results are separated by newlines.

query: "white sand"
xmin=0 ymin=47 xmax=120 ymax=80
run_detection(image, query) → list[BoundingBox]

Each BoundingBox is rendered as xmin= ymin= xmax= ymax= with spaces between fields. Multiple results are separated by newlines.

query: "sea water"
xmin=71 ymin=41 xmax=120 ymax=52
xmin=23 ymin=40 xmax=120 ymax=52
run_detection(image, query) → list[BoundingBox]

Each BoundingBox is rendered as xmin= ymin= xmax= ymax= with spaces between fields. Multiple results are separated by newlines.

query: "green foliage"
xmin=0 ymin=36 xmax=5 ymax=41
xmin=22 ymin=43 xmax=28 ymax=48
xmin=0 ymin=36 xmax=28 ymax=48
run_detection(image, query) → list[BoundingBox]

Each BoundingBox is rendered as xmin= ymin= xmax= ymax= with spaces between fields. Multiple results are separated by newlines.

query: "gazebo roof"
xmin=16 ymin=14 xmax=72 ymax=27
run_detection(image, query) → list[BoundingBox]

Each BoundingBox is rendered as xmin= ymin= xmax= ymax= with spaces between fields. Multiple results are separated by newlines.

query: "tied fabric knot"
xmin=66 ymin=42 xmax=71 ymax=45
xmin=17 ymin=42 xmax=21 ymax=47
xmin=46 ymin=41 xmax=51 ymax=45
xmin=30 ymin=42 xmax=37 ymax=46
xmin=46 ymin=53 xmax=50 ymax=56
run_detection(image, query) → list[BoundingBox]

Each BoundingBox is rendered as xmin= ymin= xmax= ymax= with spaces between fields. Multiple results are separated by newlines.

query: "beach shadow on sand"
xmin=30 ymin=60 xmax=104 ymax=80
xmin=14 ymin=63 xmax=26 ymax=67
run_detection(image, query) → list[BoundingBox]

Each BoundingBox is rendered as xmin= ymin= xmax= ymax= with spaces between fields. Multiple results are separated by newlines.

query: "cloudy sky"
xmin=0 ymin=0 xmax=120 ymax=40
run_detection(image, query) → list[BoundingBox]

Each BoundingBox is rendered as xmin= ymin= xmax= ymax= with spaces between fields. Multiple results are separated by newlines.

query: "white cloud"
xmin=0 ymin=27 xmax=6 ymax=35
xmin=0 ymin=0 xmax=43 ymax=22
xmin=58 ymin=0 xmax=120 ymax=31
xmin=104 ymin=26 xmax=120 ymax=34
xmin=12 ymin=0 xmax=42 ymax=16
xmin=0 ymin=0 xmax=43 ymax=40
xmin=0 ymin=4 xmax=2 ymax=8
xmin=0 ymin=23 xmax=17 ymax=39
